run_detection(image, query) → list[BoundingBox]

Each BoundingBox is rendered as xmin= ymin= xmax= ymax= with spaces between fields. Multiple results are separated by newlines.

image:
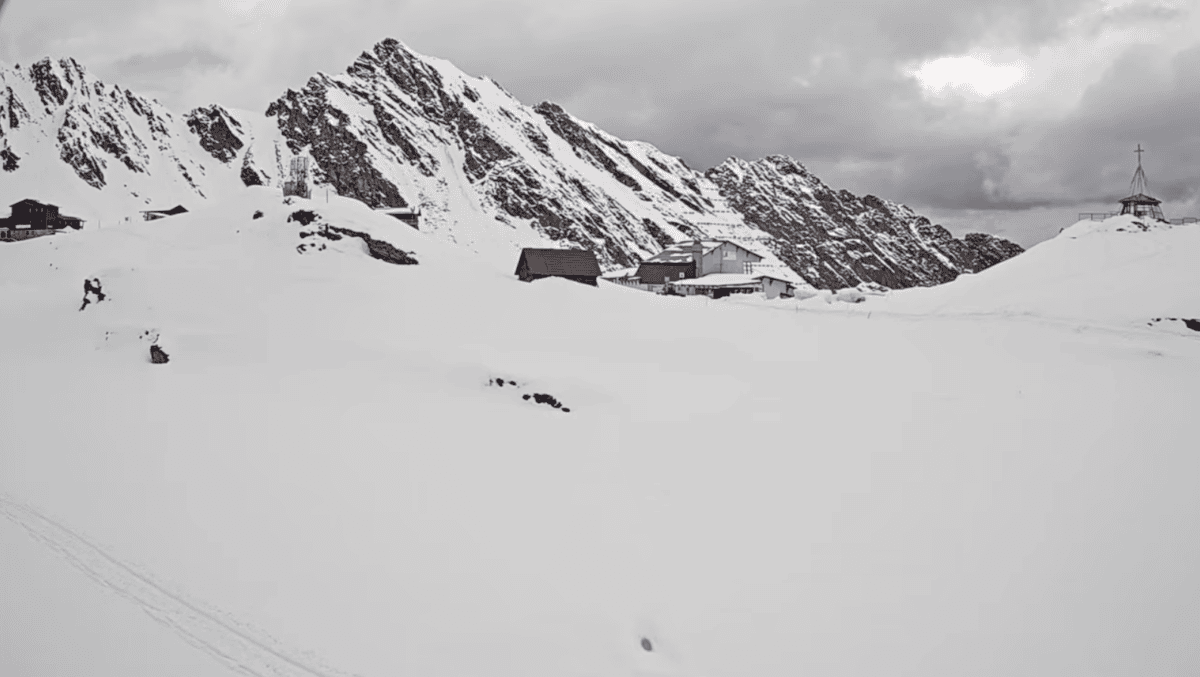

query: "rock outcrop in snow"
xmin=0 ymin=42 xmax=1022 ymax=289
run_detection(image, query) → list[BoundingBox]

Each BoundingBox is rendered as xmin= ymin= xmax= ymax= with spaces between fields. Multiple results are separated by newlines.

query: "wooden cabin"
xmin=635 ymin=240 xmax=764 ymax=284
xmin=623 ymin=239 xmax=767 ymax=291
xmin=377 ymin=207 xmax=420 ymax=230
xmin=140 ymin=205 xmax=189 ymax=221
xmin=515 ymin=248 xmax=602 ymax=286
xmin=0 ymin=199 xmax=85 ymax=241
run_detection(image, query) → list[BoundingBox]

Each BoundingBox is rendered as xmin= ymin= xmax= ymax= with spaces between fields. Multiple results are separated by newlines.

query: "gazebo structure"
xmin=1118 ymin=145 xmax=1166 ymax=222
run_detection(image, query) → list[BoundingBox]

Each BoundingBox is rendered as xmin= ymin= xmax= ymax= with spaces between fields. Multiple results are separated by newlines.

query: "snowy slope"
xmin=850 ymin=215 xmax=1200 ymax=333
xmin=2 ymin=195 xmax=1199 ymax=677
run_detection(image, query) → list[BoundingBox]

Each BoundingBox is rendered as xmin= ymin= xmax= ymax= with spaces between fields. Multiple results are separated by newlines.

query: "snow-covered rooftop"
xmin=643 ymin=240 xmax=727 ymax=264
xmin=671 ymin=272 xmax=794 ymax=287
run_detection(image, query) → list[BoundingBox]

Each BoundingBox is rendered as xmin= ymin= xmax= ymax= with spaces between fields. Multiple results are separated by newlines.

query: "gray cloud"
xmin=112 ymin=46 xmax=230 ymax=76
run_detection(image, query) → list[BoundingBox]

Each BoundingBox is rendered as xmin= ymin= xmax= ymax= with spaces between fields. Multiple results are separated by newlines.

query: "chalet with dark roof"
xmin=636 ymin=239 xmax=764 ymax=284
xmin=606 ymin=239 xmax=799 ymax=298
xmin=377 ymin=206 xmax=420 ymax=230
xmin=515 ymin=248 xmax=602 ymax=286
xmin=0 ymin=199 xmax=85 ymax=242
xmin=140 ymin=205 xmax=189 ymax=221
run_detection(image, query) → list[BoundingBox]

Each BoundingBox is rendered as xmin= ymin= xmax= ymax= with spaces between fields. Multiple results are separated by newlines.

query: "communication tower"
xmin=283 ymin=157 xmax=312 ymax=199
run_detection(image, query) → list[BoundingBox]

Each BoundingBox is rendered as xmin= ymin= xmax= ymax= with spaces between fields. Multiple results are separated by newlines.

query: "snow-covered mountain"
xmin=706 ymin=156 xmax=1026 ymax=288
xmin=1 ymin=40 xmax=1022 ymax=287
xmin=0 ymin=58 xmax=242 ymax=219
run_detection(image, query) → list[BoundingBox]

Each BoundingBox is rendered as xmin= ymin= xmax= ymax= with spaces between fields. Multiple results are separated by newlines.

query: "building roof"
xmin=517 ymin=248 xmax=602 ymax=277
xmin=10 ymin=199 xmax=49 ymax=208
xmin=1119 ymin=192 xmax=1162 ymax=206
xmin=141 ymin=205 xmax=189 ymax=215
xmin=642 ymin=240 xmax=722 ymax=264
xmin=601 ymin=266 xmax=639 ymax=279
xmin=643 ymin=239 xmax=763 ymax=264
xmin=670 ymin=273 xmax=795 ymax=288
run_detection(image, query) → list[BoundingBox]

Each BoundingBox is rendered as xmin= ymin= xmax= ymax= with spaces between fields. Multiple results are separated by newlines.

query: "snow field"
xmin=2 ymin=200 xmax=1200 ymax=677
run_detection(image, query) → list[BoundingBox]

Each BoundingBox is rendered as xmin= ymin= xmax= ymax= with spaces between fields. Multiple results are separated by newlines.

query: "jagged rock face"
xmin=185 ymin=105 xmax=244 ymax=163
xmin=259 ymin=38 xmax=740 ymax=269
xmin=705 ymin=156 xmax=1023 ymax=289
xmin=0 ymin=57 xmax=210 ymax=197
xmin=246 ymin=38 xmax=1021 ymax=283
xmin=960 ymin=233 xmax=1027 ymax=272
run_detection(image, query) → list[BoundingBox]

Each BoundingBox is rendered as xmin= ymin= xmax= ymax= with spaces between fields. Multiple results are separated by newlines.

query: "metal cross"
xmin=1135 ymin=144 xmax=1144 ymax=165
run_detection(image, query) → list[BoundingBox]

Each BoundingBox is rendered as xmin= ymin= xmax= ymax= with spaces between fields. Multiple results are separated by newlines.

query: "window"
xmin=724 ymin=250 xmax=736 ymax=260
xmin=679 ymin=272 xmax=685 ymax=278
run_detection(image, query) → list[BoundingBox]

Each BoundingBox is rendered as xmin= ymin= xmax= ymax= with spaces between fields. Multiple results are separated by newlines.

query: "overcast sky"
xmin=1 ymin=0 xmax=1197 ymax=245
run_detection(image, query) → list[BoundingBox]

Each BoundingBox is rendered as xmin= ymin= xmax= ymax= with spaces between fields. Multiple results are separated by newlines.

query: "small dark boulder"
xmin=79 ymin=278 xmax=106 ymax=311
xmin=149 ymin=345 xmax=170 ymax=364
xmin=640 ymin=638 xmax=653 ymax=652
xmin=287 ymin=209 xmax=319 ymax=226
xmin=253 ymin=210 xmax=264 ymax=219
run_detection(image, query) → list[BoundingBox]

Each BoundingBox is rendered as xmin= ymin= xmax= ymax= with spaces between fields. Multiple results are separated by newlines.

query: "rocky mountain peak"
xmin=1 ymin=43 xmax=1023 ymax=288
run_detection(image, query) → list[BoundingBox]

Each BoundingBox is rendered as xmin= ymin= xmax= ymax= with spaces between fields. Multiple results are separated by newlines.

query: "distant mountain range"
xmin=0 ymin=39 xmax=1022 ymax=288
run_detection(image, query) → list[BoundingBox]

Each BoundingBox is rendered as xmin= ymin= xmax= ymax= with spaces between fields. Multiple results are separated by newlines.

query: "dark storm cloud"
xmin=1027 ymin=41 xmax=1200 ymax=206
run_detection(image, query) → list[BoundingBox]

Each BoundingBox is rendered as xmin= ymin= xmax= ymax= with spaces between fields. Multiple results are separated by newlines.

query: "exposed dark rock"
xmin=641 ymin=638 xmax=653 ymax=652
xmin=185 ymin=105 xmax=245 ymax=163
xmin=30 ymin=59 xmax=69 ymax=108
xmin=253 ymin=210 xmax=264 ymax=219
xmin=536 ymin=102 xmax=642 ymax=192
xmin=287 ymin=209 xmax=319 ymax=226
xmin=79 ymin=277 xmax=105 ymax=311
xmin=530 ymin=392 xmax=568 ymax=411
xmin=1150 ymin=317 xmax=1200 ymax=333
xmin=150 ymin=344 xmax=170 ymax=364
xmin=241 ymin=164 xmax=264 ymax=187
xmin=0 ymin=147 xmax=18 ymax=172
xmin=58 ymin=125 xmax=106 ymax=188
xmin=960 ymin=233 xmax=1026 ymax=272
xmin=326 ymin=225 xmax=418 ymax=265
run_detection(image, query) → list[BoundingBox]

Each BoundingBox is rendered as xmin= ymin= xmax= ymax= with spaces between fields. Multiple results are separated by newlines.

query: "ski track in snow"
xmin=0 ymin=495 xmax=359 ymax=677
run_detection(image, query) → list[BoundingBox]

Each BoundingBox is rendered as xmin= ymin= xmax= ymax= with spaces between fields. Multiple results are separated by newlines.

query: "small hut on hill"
xmin=377 ymin=207 xmax=420 ymax=230
xmin=1118 ymin=145 xmax=1166 ymax=222
xmin=514 ymin=248 xmax=602 ymax=286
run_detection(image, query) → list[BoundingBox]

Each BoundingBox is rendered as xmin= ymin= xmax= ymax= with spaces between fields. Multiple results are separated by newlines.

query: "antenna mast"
xmin=1129 ymin=144 xmax=1150 ymax=197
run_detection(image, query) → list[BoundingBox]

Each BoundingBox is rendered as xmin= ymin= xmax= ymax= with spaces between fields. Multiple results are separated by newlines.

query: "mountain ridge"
xmin=0 ymin=40 xmax=1022 ymax=288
